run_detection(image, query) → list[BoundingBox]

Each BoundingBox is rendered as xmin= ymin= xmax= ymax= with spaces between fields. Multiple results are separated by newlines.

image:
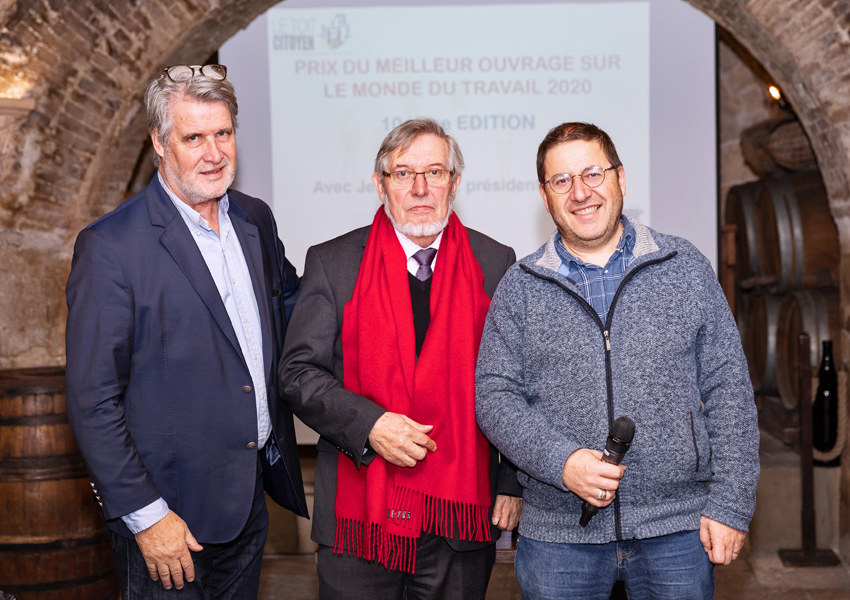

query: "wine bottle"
xmin=813 ymin=340 xmax=840 ymax=467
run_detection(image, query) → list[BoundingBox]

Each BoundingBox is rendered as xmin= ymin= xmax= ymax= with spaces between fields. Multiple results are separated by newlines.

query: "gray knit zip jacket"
xmin=475 ymin=217 xmax=759 ymax=544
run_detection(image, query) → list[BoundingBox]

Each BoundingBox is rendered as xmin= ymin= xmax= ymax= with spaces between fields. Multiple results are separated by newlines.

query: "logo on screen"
xmin=270 ymin=14 xmax=316 ymax=52
xmin=322 ymin=14 xmax=350 ymax=50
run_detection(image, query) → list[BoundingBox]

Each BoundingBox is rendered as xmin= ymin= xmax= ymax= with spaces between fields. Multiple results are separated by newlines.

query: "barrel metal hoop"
xmin=0 ymin=570 xmax=114 ymax=594
xmin=0 ymin=454 xmax=89 ymax=482
xmin=811 ymin=290 xmax=831 ymax=365
xmin=0 ymin=529 xmax=109 ymax=553
xmin=763 ymin=177 xmax=793 ymax=293
xmin=738 ymin=183 xmax=762 ymax=276
xmin=779 ymin=177 xmax=806 ymax=289
xmin=0 ymin=412 xmax=68 ymax=426
xmin=764 ymin=294 xmax=781 ymax=390
xmin=764 ymin=300 xmax=780 ymax=385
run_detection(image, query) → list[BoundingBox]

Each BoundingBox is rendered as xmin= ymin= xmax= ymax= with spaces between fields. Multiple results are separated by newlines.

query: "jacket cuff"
xmin=495 ymin=458 xmax=522 ymax=496
xmin=702 ymin=499 xmax=753 ymax=533
xmin=347 ymin=406 xmax=387 ymax=469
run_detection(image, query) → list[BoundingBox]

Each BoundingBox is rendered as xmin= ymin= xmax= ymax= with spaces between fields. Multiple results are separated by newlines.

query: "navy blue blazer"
xmin=65 ymin=177 xmax=307 ymax=544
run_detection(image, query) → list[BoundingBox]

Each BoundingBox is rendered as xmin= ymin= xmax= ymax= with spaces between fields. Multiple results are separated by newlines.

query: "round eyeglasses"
xmin=160 ymin=64 xmax=228 ymax=83
xmin=543 ymin=165 xmax=618 ymax=194
xmin=383 ymin=169 xmax=454 ymax=188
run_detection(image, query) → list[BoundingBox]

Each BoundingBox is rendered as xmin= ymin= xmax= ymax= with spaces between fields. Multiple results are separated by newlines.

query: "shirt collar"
xmin=394 ymin=227 xmax=443 ymax=261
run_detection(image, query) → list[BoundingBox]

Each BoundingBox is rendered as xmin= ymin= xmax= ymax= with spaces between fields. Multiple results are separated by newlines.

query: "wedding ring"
xmin=597 ymin=489 xmax=606 ymax=501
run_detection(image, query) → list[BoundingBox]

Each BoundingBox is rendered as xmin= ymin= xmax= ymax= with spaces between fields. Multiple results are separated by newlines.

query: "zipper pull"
xmin=603 ymin=330 xmax=611 ymax=351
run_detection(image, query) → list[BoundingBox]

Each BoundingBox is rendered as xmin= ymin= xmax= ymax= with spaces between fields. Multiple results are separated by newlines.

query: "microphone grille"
xmin=611 ymin=416 xmax=636 ymax=444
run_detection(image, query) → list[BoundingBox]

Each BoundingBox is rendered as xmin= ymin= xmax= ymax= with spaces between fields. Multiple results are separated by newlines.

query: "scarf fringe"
xmin=397 ymin=485 xmax=491 ymax=542
xmin=335 ymin=518 xmax=419 ymax=573
xmin=334 ymin=486 xmax=492 ymax=574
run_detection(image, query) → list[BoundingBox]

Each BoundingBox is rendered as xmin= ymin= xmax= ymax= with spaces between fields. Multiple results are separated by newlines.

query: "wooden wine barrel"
xmin=775 ymin=289 xmax=841 ymax=410
xmin=734 ymin=288 xmax=750 ymax=345
xmin=752 ymin=170 xmax=839 ymax=293
xmin=764 ymin=119 xmax=816 ymax=172
xmin=0 ymin=368 xmax=118 ymax=600
xmin=740 ymin=116 xmax=816 ymax=176
xmin=741 ymin=118 xmax=788 ymax=177
xmin=724 ymin=181 xmax=762 ymax=287
xmin=743 ymin=293 xmax=783 ymax=393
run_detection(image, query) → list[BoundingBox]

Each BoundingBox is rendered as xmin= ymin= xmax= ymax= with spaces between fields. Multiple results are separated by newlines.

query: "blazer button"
xmin=247 ymin=442 xmax=257 ymax=449
xmin=242 ymin=385 xmax=253 ymax=393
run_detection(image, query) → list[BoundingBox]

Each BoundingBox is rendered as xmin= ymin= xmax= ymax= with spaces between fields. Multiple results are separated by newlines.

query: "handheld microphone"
xmin=579 ymin=416 xmax=635 ymax=527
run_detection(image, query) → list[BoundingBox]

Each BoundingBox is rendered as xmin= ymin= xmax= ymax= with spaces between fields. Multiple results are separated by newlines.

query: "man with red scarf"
xmin=279 ymin=119 xmax=522 ymax=599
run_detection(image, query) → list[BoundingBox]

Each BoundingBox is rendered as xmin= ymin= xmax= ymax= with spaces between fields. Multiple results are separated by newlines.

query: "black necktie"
xmin=413 ymin=248 xmax=437 ymax=281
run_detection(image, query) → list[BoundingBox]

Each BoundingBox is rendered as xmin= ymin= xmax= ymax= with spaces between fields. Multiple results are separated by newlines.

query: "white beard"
xmin=161 ymin=156 xmax=235 ymax=207
xmin=382 ymin=201 xmax=453 ymax=240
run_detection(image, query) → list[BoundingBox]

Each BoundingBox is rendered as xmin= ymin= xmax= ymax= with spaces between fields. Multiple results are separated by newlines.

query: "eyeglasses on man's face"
xmin=160 ymin=64 xmax=228 ymax=83
xmin=543 ymin=165 xmax=618 ymax=194
xmin=383 ymin=169 xmax=454 ymax=188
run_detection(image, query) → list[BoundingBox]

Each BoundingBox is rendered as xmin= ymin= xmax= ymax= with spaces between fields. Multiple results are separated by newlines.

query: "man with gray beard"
xmin=65 ymin=64 xmax=306 ymax=599
xmin=279 ymin=119 xmax=522 ymax=600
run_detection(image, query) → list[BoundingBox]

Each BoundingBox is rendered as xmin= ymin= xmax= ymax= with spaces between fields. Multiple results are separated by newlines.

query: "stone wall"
xmin=3 ymin=0 xmax=849 ymax=366
xmin=717 ymin=30 xmax=775 ymax=222
xmin=0 ymin=0 xmax=278 ymax=369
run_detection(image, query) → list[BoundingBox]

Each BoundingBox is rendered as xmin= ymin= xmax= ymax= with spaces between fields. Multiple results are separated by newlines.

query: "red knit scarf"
xmin=335 ymin=208 xmax=492 ymax=573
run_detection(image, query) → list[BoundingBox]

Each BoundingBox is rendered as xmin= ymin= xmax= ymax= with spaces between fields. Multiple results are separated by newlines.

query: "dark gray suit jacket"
xmin=279 ymin=224 xmax=521 ymax=550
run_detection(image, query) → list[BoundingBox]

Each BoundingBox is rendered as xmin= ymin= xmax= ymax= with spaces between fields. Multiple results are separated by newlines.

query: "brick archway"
xmin=3 ymin=0 xmax=848 ymax=238
xmin=0 ymin=0 xmax=281 ymax=366
xmin=3 ymin=0 xmax=849 ymax=365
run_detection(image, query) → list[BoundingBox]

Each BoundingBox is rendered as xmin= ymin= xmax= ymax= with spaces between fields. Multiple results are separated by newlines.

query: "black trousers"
xmin=317 ymin=533 xmax=496 ymax=600
xmin=110 ymin=455 xmax=269 ymax=600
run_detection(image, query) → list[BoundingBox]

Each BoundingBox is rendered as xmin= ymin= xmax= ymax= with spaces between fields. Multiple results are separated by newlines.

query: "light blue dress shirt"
xmin=121 ymin=173 xmax=269 ymax=534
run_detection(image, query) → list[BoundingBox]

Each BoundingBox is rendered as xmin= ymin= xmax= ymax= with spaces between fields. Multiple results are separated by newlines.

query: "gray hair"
xmin=374 ymin=118 xmax=464 ymax=178
xmin=144 ymin=72 xmax=239 ymax=167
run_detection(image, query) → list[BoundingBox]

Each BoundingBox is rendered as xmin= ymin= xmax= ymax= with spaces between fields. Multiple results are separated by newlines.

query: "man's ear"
xmin=539 ymin=184 xmax=552 ymax=214
xmin=151 ymin=131 xmax=165 ymax=163
xmin=372 ymin=172 xmax=386 ymax=203
xmin=449 ymin=172 xmax=462 ymax=202
xmin=616 ymin=165 xmax=626 ymax=197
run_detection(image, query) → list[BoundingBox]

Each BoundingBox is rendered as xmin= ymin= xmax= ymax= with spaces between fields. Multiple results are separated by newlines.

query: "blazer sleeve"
xmin=64 ymin=227 xmax=162 ymax=520
xmin=278 ymin=244 xmax=385 ymax=467
xmin=271 ymin=205 xmax=300 ymax=325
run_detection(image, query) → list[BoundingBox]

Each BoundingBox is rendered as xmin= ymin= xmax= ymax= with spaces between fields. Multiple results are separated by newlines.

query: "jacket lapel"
xmin=230 ymin=202 xmax=274 ymax=382
xmin=146 ymin=179 xmax=247 ymax=366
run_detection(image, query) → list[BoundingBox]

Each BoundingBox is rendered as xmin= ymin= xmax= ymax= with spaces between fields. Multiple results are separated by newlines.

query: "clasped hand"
xmin=368 ymin=411 xmax=437 ymax=467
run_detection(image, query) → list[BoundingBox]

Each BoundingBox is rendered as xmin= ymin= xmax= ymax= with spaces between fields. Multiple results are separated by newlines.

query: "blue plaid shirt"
xmin=554 ymin=217 xmax=636 ymax=323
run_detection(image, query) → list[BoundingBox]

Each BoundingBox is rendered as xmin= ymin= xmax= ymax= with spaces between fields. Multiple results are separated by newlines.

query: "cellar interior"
xmin=3 ymin=0 xmax=850 ymax=598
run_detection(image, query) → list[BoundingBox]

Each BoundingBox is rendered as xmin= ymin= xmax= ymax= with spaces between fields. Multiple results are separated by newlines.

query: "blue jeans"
xmin=515 ymin=530 xmax=714 ymax=600
xmin=111 ymin=455 xmax=269 ymax=600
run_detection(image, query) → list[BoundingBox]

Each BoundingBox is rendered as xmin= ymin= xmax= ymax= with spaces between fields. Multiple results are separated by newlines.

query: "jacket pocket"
xmin=689 ymin=409 xmax=712 ymax=481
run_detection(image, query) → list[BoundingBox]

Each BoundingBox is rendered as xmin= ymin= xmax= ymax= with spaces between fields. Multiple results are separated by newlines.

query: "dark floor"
xmin=257 ymin=547 xmax=850 ymax=599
